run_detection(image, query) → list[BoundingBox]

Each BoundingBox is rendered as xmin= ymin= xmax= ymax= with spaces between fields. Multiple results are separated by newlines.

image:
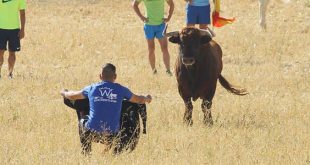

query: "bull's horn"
xmin=165 ymin=31 xmax=179 ymax=37
xmin=198 ymin=29 xmax=214 ymax=37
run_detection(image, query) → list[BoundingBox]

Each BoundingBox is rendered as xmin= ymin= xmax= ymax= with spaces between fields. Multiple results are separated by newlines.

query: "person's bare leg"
xmin=200 ymin=24 xmax=216 ymax=37
xmin=0 ymin=50 xmax=5 ymax=78
xmin=187 ymin=24 xmax=196 ymax=28
xmin=146 ymin=39 xmax=156 ymax=73
xmin=8 ymin=51 xmax=16 ymax=78
xmin=199 ymin=24 xmax=208 ymax=29
xmin=158 ymin=37 xmax=172 ymax=75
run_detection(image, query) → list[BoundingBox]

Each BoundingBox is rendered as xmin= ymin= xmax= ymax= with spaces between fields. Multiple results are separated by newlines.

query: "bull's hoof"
xmin=203 ymin=117 xmax=213 ymax=126
xmin=183 ymin=119 xmax=193 ymax=126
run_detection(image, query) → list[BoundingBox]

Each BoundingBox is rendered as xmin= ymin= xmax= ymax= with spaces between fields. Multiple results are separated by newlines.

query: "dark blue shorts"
xmin=0 ymin=29 xmax=21 ymax=52
xmin=143 ymin=23 xmax=166 ymax=40
xmin=186 ymin=5 xmax=211 ymax=24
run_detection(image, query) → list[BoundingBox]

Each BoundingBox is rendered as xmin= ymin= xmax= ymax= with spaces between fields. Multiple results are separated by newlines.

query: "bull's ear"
xmin=168 ymin=35 xmax=180 ymax=44
xmin=200 ymin=35 xmax=212 ymax=44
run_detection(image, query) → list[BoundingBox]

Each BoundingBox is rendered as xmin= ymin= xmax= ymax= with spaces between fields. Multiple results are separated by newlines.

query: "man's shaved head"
xmin=101 ymin=63 xmax=116 ymax=80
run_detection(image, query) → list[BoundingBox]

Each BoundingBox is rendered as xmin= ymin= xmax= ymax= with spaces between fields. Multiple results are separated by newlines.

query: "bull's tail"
xmin=219 ymin=74 xmax=248 ymax=96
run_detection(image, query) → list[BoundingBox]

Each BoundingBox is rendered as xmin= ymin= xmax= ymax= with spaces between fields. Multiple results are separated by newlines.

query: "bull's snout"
xmin=182 ymin=58 xmax=195 ymax=66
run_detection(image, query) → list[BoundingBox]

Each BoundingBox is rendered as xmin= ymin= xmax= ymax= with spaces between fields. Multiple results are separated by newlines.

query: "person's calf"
xmin=8 ymin=51 xmax=16 ymax=75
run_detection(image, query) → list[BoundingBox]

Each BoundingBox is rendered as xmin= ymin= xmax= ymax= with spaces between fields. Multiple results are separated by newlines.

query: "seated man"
xmin=60 ymin=63 xmax=152 ymax=155
xmin=63 ymin=97 xmax=148 ymax=154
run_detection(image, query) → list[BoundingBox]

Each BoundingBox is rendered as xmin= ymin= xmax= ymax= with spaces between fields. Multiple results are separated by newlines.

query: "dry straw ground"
xmin=0 ymin=0 xmax=309 ymax=164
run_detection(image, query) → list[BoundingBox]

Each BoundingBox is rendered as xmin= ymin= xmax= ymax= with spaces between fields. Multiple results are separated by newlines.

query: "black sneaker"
xmin=8 ymin=73 xmax=13 ymax=79
xmin=153 ymin=69 xmax=157 ymax=75
xmin=166 ymin=70 xmax=173 ymax=76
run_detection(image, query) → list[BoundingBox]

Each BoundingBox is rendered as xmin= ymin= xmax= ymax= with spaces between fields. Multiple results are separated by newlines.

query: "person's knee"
xmin=199 ymin=24 xmax=208 ymax=29
xmin=187 ymin=24 xmax=195 ymax=27
xmin=148 ymin=47 xmax=155 ymax=54
xmin=0 ymin=50 xmax=4 ymax=56
xmin=158 ymin=38 xmax=168 ymax=50
xmin=147 ymin=40 xmax=155 ymax=53
xmin=8 ymin=52 xmax=16 ymax=59
xmin=148 ymin=49 xmax=155 ymax=58
xmin=161 ymin=48 xmax=169 ymax=55
xmin=160 ymin=43 xmax=168 ymax=53
xmin=148 ymin=44 xmax=155 ymax=52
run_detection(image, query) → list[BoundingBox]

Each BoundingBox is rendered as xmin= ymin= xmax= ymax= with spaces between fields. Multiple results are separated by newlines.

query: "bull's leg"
xmin=202 ymin=99 xmax=213 ymax=126
xmin=80 ymin=131 xmax=92 ymax=155
xmin=184 ymin=99 xmax=193 ymax=126
xmin=79 ymin=120 xmax=92 ymax=155
xmin=202 ymin=82 xmax=217 ymax=126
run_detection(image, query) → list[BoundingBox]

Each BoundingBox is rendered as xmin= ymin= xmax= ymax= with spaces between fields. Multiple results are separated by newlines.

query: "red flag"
xmin=212 ymin=0 xmax=235 ymax=28
xmin=212 ymin=11 xmax=235 ymax=27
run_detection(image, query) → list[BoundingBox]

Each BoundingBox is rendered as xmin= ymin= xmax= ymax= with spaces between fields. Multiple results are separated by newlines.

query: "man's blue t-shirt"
xmin=82 ymin=81 xmax=133 ymax=133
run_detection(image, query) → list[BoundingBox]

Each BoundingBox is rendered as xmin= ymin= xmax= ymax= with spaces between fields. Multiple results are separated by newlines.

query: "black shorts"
xmin=0 ymin=29 xmax=21 ymax=52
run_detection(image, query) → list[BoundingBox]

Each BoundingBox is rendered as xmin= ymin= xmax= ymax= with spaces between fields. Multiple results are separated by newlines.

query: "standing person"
xmin=185 ymin=0 xmax=215 ymax=36
xmin=132 ymin=0 xmax=174 ymax=75
xmin=60 ymin=63 xmax=152 ymax=155
xmin=0 ymin=0 xmax=26 ymax=79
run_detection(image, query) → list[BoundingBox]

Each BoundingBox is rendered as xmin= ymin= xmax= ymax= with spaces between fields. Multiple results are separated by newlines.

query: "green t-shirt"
xmin=0 ymin=0 xmax=26 ymax=29
xmin=138 ymin=0 xmax=165 ymax=25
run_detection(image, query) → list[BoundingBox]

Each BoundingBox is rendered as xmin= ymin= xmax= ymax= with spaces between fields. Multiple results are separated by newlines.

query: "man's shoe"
xmin=166 ymin=70 xmax=173 ymax=76
xmin=8 ymin=73 xmax=13 ymax=79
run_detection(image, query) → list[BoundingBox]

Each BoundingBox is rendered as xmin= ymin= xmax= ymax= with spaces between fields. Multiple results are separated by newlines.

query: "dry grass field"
xmin=0 ymin=0 xmax=309 ymax=164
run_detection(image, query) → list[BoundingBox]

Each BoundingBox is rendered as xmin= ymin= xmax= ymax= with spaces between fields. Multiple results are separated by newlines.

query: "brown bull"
xmin=166 ymin=27 xmax=247 ymax=125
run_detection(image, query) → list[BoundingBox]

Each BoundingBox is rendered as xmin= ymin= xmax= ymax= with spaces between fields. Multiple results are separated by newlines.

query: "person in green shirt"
xmin=0 ymin=0 xmax=26 ymax=79
xmin=132 ymin=0 xmax=174 ymax=76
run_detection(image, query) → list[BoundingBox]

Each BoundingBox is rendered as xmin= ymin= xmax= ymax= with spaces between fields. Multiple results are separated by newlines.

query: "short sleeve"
xmin=122 ymin=86 xmax=133 ymax=100
xmin=82 ymin=85 xmax=92 ymax=98
xmin=19 ymin=0 xmax=26 ymax=10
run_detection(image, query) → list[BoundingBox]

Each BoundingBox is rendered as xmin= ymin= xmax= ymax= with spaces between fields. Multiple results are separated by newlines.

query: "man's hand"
xmin=140 ymin=16 xmax=148 ymax=23
xmin=163 ymin=17 xmax=170 ymax=23
xmin=185 ymin=0 xmax=192 ymax=3
xmin=60 ymin=89 xmax=68 ymax=97
xmin=145 ymin=95 xmax=152 ymax=103
xmin=60 ymin=89 xmax=84 ymax=100
xmin=18 ymin=29 xmax=25 ymax=39
xmin=166 ymin=0 xmax=174 ymax=23
xmin=133 ymin=0 xmax=148 ymax=23
xmin=129 ymin=94 xmax=152 ymax=104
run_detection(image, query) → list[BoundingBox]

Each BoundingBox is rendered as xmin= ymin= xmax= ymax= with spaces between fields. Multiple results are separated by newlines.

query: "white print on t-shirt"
xmin=95 ymin=87 xmax=118 ymax=103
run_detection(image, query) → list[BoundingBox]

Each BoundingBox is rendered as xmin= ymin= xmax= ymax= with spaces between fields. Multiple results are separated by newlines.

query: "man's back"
xmin=82 ymin=81 xmax=133 ymax=133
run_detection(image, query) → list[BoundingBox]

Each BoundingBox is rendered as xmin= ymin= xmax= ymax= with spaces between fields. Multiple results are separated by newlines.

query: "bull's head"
xmin=165 ymin=27 xmax=212 ymax=66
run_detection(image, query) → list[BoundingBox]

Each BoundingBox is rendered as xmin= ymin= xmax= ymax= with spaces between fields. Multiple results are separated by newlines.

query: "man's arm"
xmin=129 ymin=94 xmax=152 ymax=104
xmin=132 ymin=0 xmax=148 ymax=23
xmin=164 ymin=0 xmax=174 ymax=23
xmin=19 ymin=10 xmax=25 ymax=39
xmin=60 ymin=90 xmax=86 ymax=100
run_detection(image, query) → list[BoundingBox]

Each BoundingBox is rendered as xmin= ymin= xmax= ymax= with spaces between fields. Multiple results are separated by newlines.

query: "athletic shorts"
xmin=143 ymin=23 xmax=166 ymax=40
xmin=0 ymin=29 xmax=21 ymax=52
xmin=186 ymin=5 xmax=211 ymax=24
